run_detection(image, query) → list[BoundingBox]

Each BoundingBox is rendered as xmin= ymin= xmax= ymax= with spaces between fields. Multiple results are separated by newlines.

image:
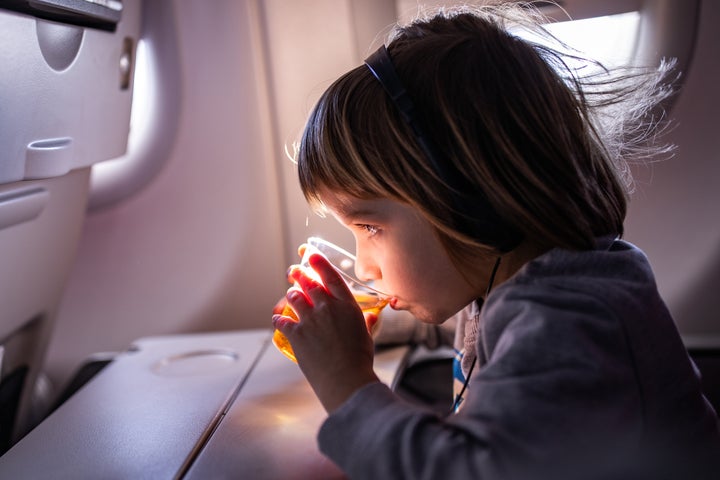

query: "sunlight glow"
xmin=544 ymin=11 xmax=641 ymax=68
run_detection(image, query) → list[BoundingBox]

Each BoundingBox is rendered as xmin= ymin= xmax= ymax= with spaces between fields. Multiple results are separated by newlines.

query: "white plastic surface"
xmin=0 ymin=186 xmax=48 ymax=230
xmin=88 ymin=0 xmax=182 ymax=211
xmin=0 ymin=329 xmax=408 ymax=479
xmin=0 ymin=169 xmax=91 ymax=440
xmin=0 ymin=0 xmax=141 ymax=184
xmin=0 ymin=330 xmax=271 ymax=478
xmin=24 ymin=137 xmax=74 ymax=179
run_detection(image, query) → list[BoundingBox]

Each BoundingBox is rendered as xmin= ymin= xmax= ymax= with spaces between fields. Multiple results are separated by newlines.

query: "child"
xmin=272 ymin=4 xmax=720 ymax=478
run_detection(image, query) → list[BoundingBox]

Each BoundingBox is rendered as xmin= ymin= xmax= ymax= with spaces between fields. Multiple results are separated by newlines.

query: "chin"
xmin=392 ymin=301 xmax=444 ymax=325
xmin=410 ymin=309 xmax=444 ymax=325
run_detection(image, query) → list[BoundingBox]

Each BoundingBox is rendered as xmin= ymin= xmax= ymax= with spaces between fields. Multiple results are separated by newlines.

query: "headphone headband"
xmin=364 ymin=45 xmax=522 ymax=252
xmin=365 ymin=46 xmax=448 ymax=181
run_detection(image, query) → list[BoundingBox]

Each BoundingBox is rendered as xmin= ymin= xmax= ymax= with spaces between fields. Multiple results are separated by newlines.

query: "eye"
xmin=357 ymin=224 xmax=379 ymax=236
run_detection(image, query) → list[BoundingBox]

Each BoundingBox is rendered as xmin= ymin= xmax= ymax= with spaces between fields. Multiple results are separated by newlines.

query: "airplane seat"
xmin=0 ymin=171 xmax=91 ymax=452
xmin=393 ymin=345 xmax=455 ymax=415
xmin=687 ymin=344 xmax=720 ymax=415
xmin=0 ymin=0 xmax=141 ymax=453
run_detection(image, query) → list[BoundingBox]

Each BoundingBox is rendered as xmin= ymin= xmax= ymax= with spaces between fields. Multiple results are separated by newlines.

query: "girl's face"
xmin=319 ymin=190 xmax=484 ymax=324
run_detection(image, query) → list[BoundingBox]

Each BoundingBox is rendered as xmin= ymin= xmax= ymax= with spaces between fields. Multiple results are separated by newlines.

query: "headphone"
xmin=364 ymin=45 xmax=522 ymax=253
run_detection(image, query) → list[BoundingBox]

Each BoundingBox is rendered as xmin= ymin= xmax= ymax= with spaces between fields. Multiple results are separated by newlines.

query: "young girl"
xmin=272 ymin=4 xmax=720 ymax=478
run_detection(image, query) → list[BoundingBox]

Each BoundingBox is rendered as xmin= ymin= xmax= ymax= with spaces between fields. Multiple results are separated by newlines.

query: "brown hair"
xmin=296 ymin=4 xmax=674 ymax=268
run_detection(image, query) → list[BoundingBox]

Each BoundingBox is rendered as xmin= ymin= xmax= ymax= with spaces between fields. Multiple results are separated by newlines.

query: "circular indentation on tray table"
xmin=152 ymin=349 xmax=239 ymax=376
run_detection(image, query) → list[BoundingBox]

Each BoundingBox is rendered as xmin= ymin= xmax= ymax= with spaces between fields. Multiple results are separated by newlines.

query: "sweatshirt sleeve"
xmin=317 ymin=282 xmax=645 ymax=479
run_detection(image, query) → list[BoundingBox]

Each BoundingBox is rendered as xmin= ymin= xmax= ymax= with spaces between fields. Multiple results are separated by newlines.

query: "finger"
xmin=307 ymin=253 xmax=353 ymax=300
xmin=272 ymin=313 xmax=298 ymax=333
xmin=272 ymin=296 xmax=287 ymax=315
xmin=289 ymin=263 xmax=328 ymax=301
xmin=286 ymin=262 xmax=303 ymax=284
xmin=285 ymin=286 xmax=314 ymax=318
xmin=364 ymin=312 xmax=380 ymax=335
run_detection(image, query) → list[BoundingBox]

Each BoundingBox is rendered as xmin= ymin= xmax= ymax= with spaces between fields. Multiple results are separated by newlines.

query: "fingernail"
xmin=288 ymin=266 xmax=301 ymax=279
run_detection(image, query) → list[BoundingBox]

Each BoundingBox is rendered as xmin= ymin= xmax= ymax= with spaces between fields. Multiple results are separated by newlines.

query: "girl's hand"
xmin=271 ymin=296 xmax=287 ymax=315
xmin=270 ymin=243 xmax=309 ymax=314
xmin=272 ymin=253 xmax=379 ymax=413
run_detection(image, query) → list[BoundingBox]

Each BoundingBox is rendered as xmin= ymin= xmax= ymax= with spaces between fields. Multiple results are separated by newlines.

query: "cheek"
xmin=387 ymin=254 xmax=460 ymax=323
xmin=386 ymin=238 xmax=450 ymax=302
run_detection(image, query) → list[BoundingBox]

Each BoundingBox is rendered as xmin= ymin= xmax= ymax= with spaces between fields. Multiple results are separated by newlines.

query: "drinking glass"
xmin=272 ymin=237 xmax=389 ymax=362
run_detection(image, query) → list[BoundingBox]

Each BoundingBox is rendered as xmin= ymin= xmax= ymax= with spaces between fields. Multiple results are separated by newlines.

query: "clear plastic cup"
xmin=272 ymin=237 xmax=389 ymax=362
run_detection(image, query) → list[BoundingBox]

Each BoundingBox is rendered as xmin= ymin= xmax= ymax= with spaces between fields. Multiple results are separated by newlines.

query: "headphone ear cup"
xmin=460 ymin=200 xmax=523 ymax=252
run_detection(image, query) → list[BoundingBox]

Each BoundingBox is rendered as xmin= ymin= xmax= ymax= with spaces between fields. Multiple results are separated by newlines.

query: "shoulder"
xmin=490 ymin=237 xmax=660 ymax=319
xmin=513 ymin=237 xmax=657 ymax=292
xmin=479 ymin=237 xmax=665 ymax=368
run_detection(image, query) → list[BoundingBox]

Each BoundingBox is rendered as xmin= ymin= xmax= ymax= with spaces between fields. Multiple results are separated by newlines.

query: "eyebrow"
xmin=335 ymin=206 xmax=383 ymax=223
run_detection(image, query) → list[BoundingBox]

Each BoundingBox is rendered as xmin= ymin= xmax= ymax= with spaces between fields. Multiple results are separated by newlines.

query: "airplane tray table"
xmin=183 ymin=336 xmax=407 ymax=479
xmin=0 ymin=329 xmax=409 ymax=479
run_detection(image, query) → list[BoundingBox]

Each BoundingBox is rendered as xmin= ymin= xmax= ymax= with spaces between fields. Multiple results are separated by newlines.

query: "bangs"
xmin=296 ymin=66 xmax=430 ymax=213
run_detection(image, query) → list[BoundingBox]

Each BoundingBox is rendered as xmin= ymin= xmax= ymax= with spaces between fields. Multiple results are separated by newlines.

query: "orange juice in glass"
xmin=272 ymin=237 xmax=389 ymax=363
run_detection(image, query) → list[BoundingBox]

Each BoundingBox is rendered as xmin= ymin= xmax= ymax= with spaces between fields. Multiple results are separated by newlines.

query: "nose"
xmin=354 ymin=247 xmax=381 ymax=284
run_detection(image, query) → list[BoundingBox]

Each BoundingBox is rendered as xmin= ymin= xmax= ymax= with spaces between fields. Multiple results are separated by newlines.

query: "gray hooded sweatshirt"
xmin=318 ymin=238 xmax=720 ymax=479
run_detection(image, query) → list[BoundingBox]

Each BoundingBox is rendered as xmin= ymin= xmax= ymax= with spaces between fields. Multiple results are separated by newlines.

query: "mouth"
xmin=389 ymin=297 xmax=400 ymax=310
